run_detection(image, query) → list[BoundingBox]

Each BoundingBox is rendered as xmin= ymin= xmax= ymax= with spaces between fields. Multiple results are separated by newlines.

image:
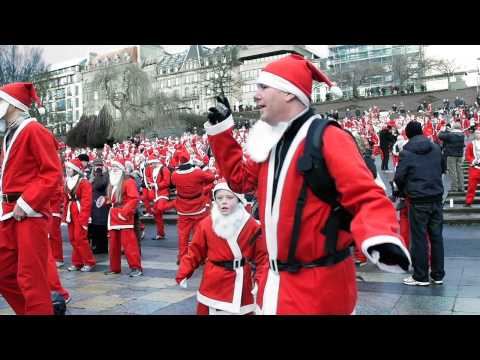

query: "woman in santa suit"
xmin=104 ymin=158 xmax=143 ymax=277
xmin=62 ymin=159 xmax=96 ymax=272
xmin=176 ymin=182 xmax=268 ymax=315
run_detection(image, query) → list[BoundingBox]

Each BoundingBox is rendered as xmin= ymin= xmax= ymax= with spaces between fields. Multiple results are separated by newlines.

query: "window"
xmin=67 ymin=86 xmax=72 ymax=96
xmin=75 ymin=97 xmax=79 ymax=108
xmin=94 ymin=91 xmax=98 ymax=101
xmin=66 ymin=99 xmax=72 ymax=110
xmin=75 ymin=85 xmax=79 ymax=96
xmin=56 ymin=99 xmax=66 ymax=112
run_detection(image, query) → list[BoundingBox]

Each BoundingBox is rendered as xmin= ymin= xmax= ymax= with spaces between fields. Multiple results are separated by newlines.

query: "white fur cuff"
xmin=204 ymin=115 xmax=234 ymax=136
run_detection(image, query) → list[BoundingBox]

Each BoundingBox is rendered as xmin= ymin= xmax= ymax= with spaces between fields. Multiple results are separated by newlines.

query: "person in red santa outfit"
xmin=104 ymin=158 xmax=143 ymax=277
xmin=63 ymin=158 xmax=96 ymax=272
xmin=204 ymin=54 xmax=411 ymax=315
xmin=176 ymin=181 xmax=268 ymax=315
xmin=50 ymin=173 xmax=65 ymax=267
xmin=464 ymin=129 xmax=480 ymax=207
xmin=0 ymin=82 xmax=62 ymax=315
xmin=171 ymin=149 xmax=216 ymax=264
xmin=149 ymin=155 xmax=171 ymax=240
xmin=141 ymin=155 xmax=155 ymax=216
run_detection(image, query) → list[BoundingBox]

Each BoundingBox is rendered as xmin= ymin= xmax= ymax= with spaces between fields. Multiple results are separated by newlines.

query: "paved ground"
xmin=1 ymin=221 xmax=479 ymax=315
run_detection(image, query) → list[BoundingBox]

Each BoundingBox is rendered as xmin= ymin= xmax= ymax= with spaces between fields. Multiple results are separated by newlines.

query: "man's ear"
xmin=284 ymin=92 xmax=297 ymax=103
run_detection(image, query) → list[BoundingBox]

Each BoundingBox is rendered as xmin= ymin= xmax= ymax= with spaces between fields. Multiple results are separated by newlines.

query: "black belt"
xmin=269 ymin=247 xmax=351 ymax=273
xmin=1 ymin=193 xmax=21 ymax=203
xmin=211 ymin=258 xmax=246 ymax=271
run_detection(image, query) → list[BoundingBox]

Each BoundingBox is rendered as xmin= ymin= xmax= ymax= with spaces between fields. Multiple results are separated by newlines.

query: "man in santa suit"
xmin=150 ymin=155 xmax=171 ymax=240
xmin=0 ymin=82 xmax=62 ymax=315
xmin=171 ymin=150 xmax=216 ymax=264
xmin=104 ymin=158 xmax=143 ymax=277
xmin=62 ymin=159 xmax=96 ymax=272
xmin=141 ymin=154 xmax=155 ymax=216
xmin=464 ymin=129 xmax=480 ymax=207
xmin=50 ymin=172 xmax=65 ymax=267
xmin=176 ymin=181 xmax=268 ymax=315
xmin=204 ymin=54 xmax=411 ymax=315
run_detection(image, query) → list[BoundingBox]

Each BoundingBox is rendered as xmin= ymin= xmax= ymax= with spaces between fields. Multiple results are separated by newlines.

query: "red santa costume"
xmin=63 ymin=159 xmax=96 ymax=271
xmin=465 ymin=134 xmax=480 ymax=206
xmin=176 ymin=182 xmax=268 ymax=315
xmin=149 ymin=155 xmax=171 ymax=240
xmin=105 ymin=158 xmax=142 ymax=275
xmin=0 ymin=82 xmax=61 ymax=315
xmin=171 ymin=150 xmax=216 ymax=263
xmin=204 ymin=55 xmax=411 ymax=315
xmin=141 ymin=156 xmax=155 ymax=215
xmin=50 ymin=174 xmax=65 ymax=265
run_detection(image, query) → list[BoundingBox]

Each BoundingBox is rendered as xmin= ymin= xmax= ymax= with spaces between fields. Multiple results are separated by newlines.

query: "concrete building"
xmin=36 ymin=57 xmax=87 ymax=137
xmin=328 ymin=45 xmax=425 ymax=98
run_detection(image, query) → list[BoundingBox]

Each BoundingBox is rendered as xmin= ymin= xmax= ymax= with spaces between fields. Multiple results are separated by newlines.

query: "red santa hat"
xmin=65 ymin=159 xmax=85 ymax=174
xmin=256 ymin=54 xmax=343 ymax=107
xmin=0 ymin=82 xmax=45 ymax=115
xmin=177 ymin=150 xmax=190 ymax=164
xmin=147 ymin=154 xmax=160 ymax=165
xmin=111 ymin=157 xmax=126 ymax=171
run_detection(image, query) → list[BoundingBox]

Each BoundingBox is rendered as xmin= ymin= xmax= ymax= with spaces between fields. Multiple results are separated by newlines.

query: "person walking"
xmin=438 ymin=122 xmax=466 ymax=193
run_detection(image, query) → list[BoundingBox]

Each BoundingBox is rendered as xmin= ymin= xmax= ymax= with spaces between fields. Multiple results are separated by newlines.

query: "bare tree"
xmin=203 ymin=45 xmax=243 ymax=103
xmin=389 ymin=52 xmax=439 ymax=91
xmin=0 ymin=45 xmax=49 ymax=85
xmin=433 ymin=59 xmax=459 ymax=90
xmin=331 ymin=62 xmax=385 ymax=98
xmin=92 ymin=63 xmax=151 ymax=139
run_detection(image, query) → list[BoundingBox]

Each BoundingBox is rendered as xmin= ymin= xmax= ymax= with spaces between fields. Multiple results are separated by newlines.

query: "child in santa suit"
xmin=63 ymin=159 xmax=96 ymax=272
xmin=104 ymin=158 xmax=143 ymax=277
xmin=176 ymin=182 xmax=268 ymax=315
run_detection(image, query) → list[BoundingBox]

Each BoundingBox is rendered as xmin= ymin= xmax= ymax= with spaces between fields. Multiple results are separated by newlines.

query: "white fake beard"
xmin=211 ymin=202 xmax=248 ymax=241
xmin=66 ymin=174 xmax=79 ymax=191
xmin=246 ymin=119 xmax=290 ymax=163
xmin=109 ymin=171 xmax=123 ymax=187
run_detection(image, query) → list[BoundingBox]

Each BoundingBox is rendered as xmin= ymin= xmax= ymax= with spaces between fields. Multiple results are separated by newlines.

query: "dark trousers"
xmin=381 ymin=147 xmax=390 ymax=170
xmin=88 ymin=224 xmax=108 ymax=254
xmin=408 ymin=201 xmax=445 ymax=282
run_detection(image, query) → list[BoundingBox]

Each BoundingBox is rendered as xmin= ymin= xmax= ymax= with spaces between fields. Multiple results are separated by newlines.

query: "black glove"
xmin=207 ymin=95 xmax=232 ymax=125
xmin=368 ymin=243 xmax=410 ymax=272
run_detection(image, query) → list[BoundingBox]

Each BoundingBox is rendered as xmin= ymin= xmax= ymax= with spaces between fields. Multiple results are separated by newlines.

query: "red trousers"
xmin=177 ymin=212 xmax=208 ymax=262
xmin=108 ymin=229 xmax=142 ymax=272
xmin=68 ymin=221 xmax=96 ymax=267
xmin=47 ymin=240 xmax=70 ymax=301
xmin=153 ymin=199 xmax=168 ymax=237
xmin=142 ymin=189 xmax=154 ymax=214
xmin=50 ymin=215 xmax=64 ymax=262
xmin=399 ymin=206 xmax=410 ymax=249
xmin=0 ymin=217 xmax=53 ymax=315
xmin=466 ymin=167 xmax=480 ymax=205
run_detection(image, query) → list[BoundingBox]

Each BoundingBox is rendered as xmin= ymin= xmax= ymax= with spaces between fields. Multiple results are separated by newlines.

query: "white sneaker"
xmin=80 ymin=265 xmax=95 ymax=272
xmin=56 ymin=261 xmax=64 ymax=268
xmin=403 ymin=276 xmax=429 ymax=286
xmin=67 ymin=265 xmax=81 ymax=272
xmin=431 ymin=278 xmax=444 ymax=285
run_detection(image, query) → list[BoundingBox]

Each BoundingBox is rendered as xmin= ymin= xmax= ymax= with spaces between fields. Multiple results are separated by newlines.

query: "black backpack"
xmin=284 ymin=117 xmax=376 ymax=273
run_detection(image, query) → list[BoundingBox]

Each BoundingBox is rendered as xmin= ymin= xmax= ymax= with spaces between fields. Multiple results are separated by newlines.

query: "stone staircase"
xmin=443 ymin=162 xmax=480 ymax=224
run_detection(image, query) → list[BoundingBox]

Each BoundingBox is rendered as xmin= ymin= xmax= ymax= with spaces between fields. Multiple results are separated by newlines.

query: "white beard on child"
xmin=211 ymin=202 xmax=249 ymax=241
xmin=246 ymin=119 xmax=290 ymax=163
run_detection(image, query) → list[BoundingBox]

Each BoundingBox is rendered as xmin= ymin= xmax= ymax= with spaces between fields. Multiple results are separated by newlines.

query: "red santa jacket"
xmin=107 ymin=177 xmax=139 ymax=230
xmin=50 ymin=175 xmax=64 ymax=218
xmin=0 ymin=119 xmax=62 ymax=221
xmin=176 ymin=206 xmax=268 ymax=314
xmin=142 ymin=164 xmax=154 ymax=190
xmin=465 ymin=142 xmax=480 ymax=169
xmin=171 ymin=165 xmax=215 ymax=216
xmin=205 ymin=113 xmax=410 ymax=315
xmin=62 ymin=178 xmax=92 ymax=227
xmin=152 ymin=165 xmax=171 ymax=202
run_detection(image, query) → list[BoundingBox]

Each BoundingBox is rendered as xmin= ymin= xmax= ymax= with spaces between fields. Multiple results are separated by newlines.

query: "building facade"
xmin=36 ymin=57 xmax=87 ymax=137
xmin=328 ymin=45 xmax=425 ymax=98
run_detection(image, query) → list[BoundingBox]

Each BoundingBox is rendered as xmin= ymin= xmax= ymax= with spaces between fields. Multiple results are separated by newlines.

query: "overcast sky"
xmin=28 ymin=45 xmax=480 ymax=70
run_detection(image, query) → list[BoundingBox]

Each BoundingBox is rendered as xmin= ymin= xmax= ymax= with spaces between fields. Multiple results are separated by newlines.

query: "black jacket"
xmin=394 ymin=135 xmax=445 ymax=203
xmin=438 ymin=130 xmax=465 ymax=157
xmin=91 ymin=173 xmax=109 ymax=225
xmin=379 ymin=129 xmax=396 ymax=149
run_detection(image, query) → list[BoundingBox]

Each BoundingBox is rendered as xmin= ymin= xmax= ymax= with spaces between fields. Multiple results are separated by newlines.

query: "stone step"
xmin=449 ymin=190 xmax=479 ymax=196
xmin=445 ymin=195 xmax=479 ymax=204
xmin=443 ymin=204 xmax=480 ymax=213
xmin=443 ymin=213 xmax=480 ymax=224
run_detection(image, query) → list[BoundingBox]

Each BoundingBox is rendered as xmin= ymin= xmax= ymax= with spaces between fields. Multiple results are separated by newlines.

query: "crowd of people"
xmin=1 ymin=53 xmax=479 ymax=316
